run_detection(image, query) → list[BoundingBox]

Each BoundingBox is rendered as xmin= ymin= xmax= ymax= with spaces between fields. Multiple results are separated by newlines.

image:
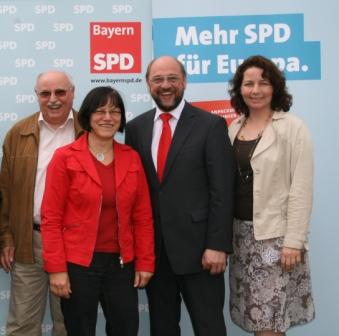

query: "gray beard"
xmin=152 ymin=93 xmax=184 ymax=112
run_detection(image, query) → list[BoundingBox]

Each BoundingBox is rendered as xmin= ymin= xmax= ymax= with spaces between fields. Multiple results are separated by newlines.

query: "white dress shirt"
xmin=151 ymin=99 xmax=185 ymax=170
xmin=33 ymin=111 xmax=75 ymax=224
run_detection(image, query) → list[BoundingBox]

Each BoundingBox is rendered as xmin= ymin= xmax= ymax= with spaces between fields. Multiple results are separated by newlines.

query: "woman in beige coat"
xmin=228 ymin=55 xmax=315 ymax=336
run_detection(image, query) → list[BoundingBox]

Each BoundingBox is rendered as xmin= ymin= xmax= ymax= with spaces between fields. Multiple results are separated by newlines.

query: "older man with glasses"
xmin=0 ymin=71 xmax=82 ymax=336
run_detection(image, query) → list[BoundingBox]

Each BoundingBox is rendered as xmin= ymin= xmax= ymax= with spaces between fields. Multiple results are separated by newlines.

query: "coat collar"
xmin=140 ymin=109 xmax=158 ymax=186
xmin=162 ymin=102 xmax=196 ymax=182
xmin=140 ymin=102 xmax=196 ymax=186
xmin=19 ymin=110 xmax=82 ymax=138
xmin=138 ymin=102 xmax=195 ymax=187
xmin=70 ymin=133 xmax=132 ymax=188
xmin=229 ymin=111 xmax=288 ymax=159
xmin=19 ymin=112 xmax=40 ymax=139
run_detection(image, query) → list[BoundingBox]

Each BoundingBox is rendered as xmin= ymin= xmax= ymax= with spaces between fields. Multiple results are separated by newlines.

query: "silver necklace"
xmin=96 ymin=152 xmax=105 ymax=162
xmin=235 ymin=114 xmax=272 ymax=183
xmin=235 ymin=135 xmax=262 ymax=183
xmin=89 ymin=146 xmax=111 ymax=162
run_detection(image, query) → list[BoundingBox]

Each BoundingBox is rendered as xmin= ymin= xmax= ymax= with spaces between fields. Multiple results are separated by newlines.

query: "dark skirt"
xmin=229 ymin=219 xmax=315 ymax=332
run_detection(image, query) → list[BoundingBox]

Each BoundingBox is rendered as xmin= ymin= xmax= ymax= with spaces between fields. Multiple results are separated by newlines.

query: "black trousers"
xmin=146 ymin=248 xmax=227 ymax=336
xmin=61 ymin=253 xmax=138 ymax=336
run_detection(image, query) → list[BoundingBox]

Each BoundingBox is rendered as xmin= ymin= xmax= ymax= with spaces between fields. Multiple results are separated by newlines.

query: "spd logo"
xmin=90 ymin=22 xmax=141 ymax=73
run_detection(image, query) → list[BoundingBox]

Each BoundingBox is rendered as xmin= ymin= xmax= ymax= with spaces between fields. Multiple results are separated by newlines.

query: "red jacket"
xmin=41 ymin=133 xmax=155 ymax=273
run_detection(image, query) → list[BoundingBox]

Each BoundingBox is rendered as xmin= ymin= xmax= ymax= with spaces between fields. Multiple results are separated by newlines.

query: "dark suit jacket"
xmin=125 ymin=102 xmax=235 ymax=274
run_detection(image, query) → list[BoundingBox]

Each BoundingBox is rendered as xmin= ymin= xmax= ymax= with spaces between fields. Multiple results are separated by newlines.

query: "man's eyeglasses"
xmin=149 ymin=75 xmax=180 ymax=85
xmin=35 ymin=88 xmax=71 ymax=99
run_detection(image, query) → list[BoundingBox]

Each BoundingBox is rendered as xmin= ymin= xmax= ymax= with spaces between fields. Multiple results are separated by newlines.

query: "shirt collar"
xmin=38 ymin=110 xmax=74 ymax=129
xmin=154 ymin=99 xmax=185 ymax=122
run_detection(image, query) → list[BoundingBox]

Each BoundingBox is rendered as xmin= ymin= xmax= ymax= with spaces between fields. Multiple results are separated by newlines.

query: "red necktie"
xmin=157 ymin=113 xmax=172 ymax=182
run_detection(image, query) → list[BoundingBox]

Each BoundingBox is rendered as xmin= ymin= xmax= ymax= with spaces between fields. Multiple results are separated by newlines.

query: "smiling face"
xmin=89 ymin=101 xmax=121 ymax=140
xmin=240 ymin=67 xmax=273 ymax=115
xmin=35 ymin=71 xmax=74 ymax=127
xmin=147 ymin=56 xmax=186 ymax=112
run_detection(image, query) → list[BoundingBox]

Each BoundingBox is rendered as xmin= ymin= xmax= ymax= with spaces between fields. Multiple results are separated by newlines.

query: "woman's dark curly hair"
xmin=228 ymin=55 xmax=292 ymax=116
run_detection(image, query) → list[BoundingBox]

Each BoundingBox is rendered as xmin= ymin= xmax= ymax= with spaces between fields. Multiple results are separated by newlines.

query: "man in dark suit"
xmin=125 ymin=56 xmax=234 ymax=336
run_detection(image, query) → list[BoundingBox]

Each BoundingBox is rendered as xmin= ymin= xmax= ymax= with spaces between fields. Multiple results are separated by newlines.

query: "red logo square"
xmin=90 ymin=22 xmax=141 ymax=73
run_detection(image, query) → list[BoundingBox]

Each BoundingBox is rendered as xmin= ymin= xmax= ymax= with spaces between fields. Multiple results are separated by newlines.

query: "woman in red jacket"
xmin=41 ymin=86 xmax=155 ymax=336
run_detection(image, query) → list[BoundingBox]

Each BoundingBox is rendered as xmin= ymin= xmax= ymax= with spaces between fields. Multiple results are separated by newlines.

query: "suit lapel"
xmin=139 ymin=110 xmax=159 ymax=187
xmin=162 ymin=103 xmax=195 ymax=181
xmin=252 ymin=122 xmax=276 ymax=159
xmin=229 ymin=116 xmax=246 ymax=144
